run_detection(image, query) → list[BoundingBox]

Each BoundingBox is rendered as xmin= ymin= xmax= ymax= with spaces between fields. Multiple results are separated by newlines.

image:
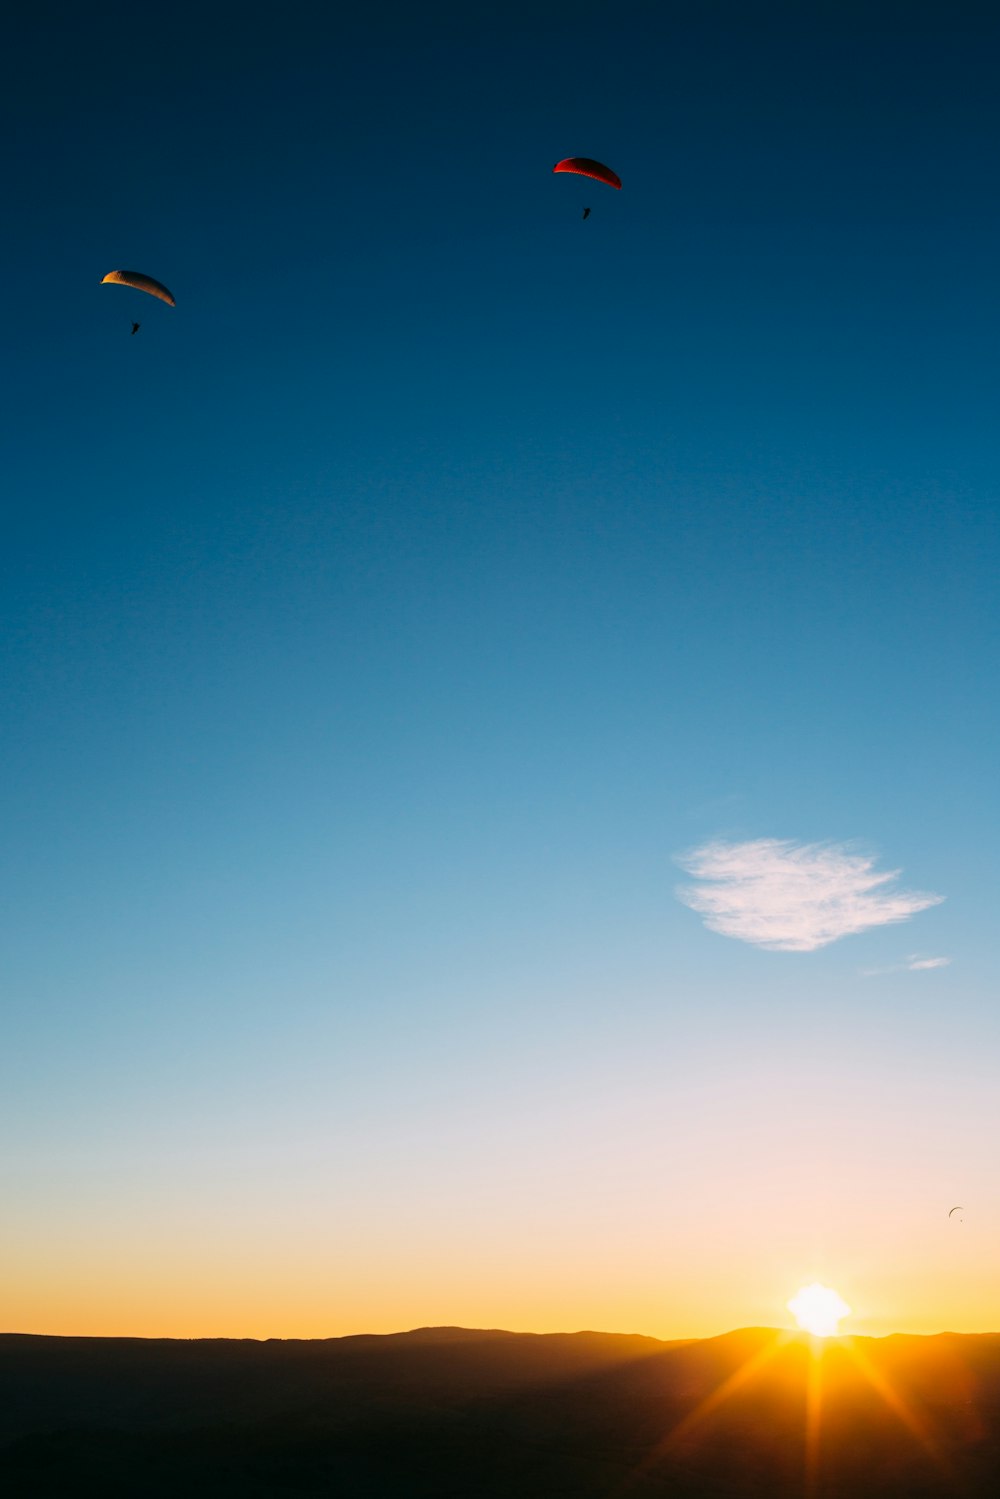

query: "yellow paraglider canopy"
xmin=101 ymin=270 xmax=176 ymax=307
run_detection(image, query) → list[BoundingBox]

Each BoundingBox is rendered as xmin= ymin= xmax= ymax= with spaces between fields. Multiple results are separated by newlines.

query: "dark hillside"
xmin=1 ymin=1326 xmax=998 ymax=1496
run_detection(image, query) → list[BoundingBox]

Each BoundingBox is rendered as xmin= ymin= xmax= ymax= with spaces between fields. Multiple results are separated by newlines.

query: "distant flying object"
xmin=101 ymin=270 xmax=176 ymax=307
xmin=582 ymin=207 xmax=591 ymax=220
xmin=553 ymin=157 xmax=622 ymax=190
xmin=948 ymin=1206 xmax=964 ymax=1219
xmin=131 ymin=322 xmax=140 ymax=336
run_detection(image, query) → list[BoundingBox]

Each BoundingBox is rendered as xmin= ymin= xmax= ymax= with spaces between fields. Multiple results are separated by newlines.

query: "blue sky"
xmin=2 ymin=1 xmax=999 ymax=1337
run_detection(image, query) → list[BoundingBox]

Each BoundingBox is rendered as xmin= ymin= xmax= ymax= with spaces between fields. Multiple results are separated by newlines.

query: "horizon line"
xmin=2 ymin=1322 xmax=997 ymax=1346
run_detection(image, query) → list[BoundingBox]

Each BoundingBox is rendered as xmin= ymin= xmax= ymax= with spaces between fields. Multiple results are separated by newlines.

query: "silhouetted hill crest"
xmin=2 ymin=1325 xmax=999 ymax=1496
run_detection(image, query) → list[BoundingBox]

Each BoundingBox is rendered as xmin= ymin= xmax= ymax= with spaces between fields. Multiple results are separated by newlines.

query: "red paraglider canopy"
xmin=553 ymin=157 xmax=622 ymax=190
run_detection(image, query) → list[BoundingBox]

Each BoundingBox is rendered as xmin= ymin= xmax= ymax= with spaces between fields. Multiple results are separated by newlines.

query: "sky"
xmin=2 ymin=0 xmax=999 ymax=1341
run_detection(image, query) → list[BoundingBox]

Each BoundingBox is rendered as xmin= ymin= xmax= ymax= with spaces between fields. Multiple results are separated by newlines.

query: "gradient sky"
xmin=3 ymin=0 xmax=999 ymax=1340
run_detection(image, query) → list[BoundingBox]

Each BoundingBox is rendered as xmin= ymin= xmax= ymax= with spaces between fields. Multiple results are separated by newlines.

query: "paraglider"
xmin=554 ymin=159 xmax=619 ymax=220
xmin=101 ymin=270 xmax=176 ymax=307
xmin=553 ymin=157 xmax=622 ymax=190
xmin=949 ymin=1206 xmax=964 ymax=1219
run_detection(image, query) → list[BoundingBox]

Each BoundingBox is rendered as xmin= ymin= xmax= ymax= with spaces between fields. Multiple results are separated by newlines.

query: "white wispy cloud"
xmin=862 ymin=954 xmax=953 ymax=976
xmin=676 ymin=838 xmax=944 ymax=953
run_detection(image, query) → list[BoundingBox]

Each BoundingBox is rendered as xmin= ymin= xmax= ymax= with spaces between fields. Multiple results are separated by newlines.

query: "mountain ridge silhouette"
xmin=2 ymin=1324 xmax=999 ymax=1495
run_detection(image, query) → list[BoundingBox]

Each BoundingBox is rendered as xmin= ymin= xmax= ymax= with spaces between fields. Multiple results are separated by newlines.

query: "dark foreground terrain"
xmin=1 ymin=1324 xmax=998 ymax=1496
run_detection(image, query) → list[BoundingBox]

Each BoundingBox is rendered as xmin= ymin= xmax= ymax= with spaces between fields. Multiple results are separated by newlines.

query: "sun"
xmin=787 ymin=1282 xmax=851 ymax=1337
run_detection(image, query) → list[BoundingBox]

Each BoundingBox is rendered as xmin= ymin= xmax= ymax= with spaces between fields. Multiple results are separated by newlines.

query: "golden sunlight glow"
xmin=788 ymin=1282 xmax=851 ymax=1337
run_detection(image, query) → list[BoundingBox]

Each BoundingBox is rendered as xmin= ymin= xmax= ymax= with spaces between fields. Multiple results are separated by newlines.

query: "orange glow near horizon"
xmin=5 ymin=1024 xmax=998 ymax=1344
xmin=4 ymin=1208 xmax=999 ymax=1342
xmin=4 ymin=1265 xmax=1000 ymax=1343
